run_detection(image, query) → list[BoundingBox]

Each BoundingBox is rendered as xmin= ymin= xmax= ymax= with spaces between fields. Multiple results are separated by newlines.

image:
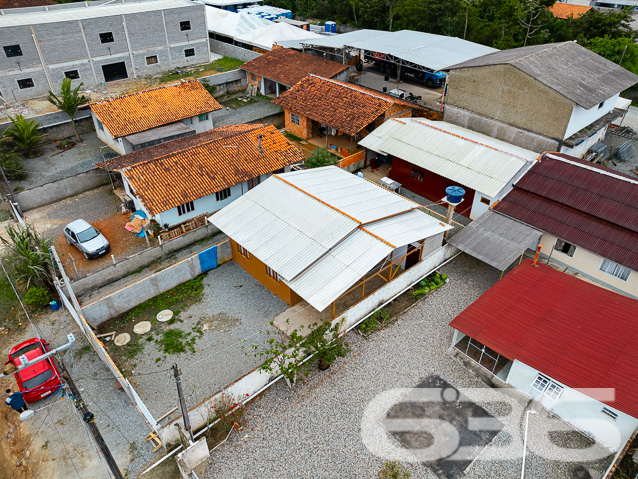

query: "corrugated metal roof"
xmin=344 ymin=30 xmax=498 ymax=71
xmin=280 ymin=166 xmax=419 ymax=224
xmin=0 ymin=0 xmax=192 ymax=26
xmin=448 ymin=210 xmax=541 ymax=271
xmin=209 ymin=166 xmax=450 ymax=311
xmin=494 ymin=153 xmax=638 ymax=271
xmin=359 ymin=119 xmax=536 ymax=198
xmin=300 ymin=29 xmax=383 ymax=49
xmin=284 ymin=229 xmax=393 ymax=312
xmin=449 ymin=260 xmax=638 ymax=418
xmin=234 ymin=22 xmax=323 ymax=51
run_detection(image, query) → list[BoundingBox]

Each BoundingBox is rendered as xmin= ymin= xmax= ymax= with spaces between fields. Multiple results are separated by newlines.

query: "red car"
xmin=6 ymin=338 xmax=62 ymax=403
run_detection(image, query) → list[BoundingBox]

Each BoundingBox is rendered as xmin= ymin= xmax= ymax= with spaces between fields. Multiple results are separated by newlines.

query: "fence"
xmin=338 ymin=151 xmax=365 ymax=172
xmin=81 ymin=239 xmax=231 ymax=326
xmin=55 ymin=282 xmax=159 ymax=434
xmin=159 ymin=213 xmax=208 ymax=242
xmin=157 ymin=243 xmax=460 ymax=447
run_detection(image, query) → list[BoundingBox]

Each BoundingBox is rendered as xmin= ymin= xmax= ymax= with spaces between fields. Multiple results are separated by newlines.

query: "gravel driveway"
xmin=202 ymin=254 xmax=613 ymax=479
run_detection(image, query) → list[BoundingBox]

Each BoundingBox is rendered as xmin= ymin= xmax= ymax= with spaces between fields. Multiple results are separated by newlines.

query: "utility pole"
xmin=172 ymin=363 xmax=193 ymax=442
xmin=57 ymin=359 xmax=124 ymax=479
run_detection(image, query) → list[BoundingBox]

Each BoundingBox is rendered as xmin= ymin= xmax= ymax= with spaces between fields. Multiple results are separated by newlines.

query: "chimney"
xmin=258 ymin=134 xmax=263 ymax=153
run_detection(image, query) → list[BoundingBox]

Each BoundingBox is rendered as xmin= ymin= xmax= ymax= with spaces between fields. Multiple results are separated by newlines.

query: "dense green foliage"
xmin=270 ymin=0 xmax=636 ymax=67
xmin=6 ymin=115 xmax=44 ymax=157
xmin=24 ymin=287 xmax=51 ymax=308
xmin=306 ymin=147 xmax=340 ymax=168
xmin=1 ymin=224 xmax=53 ymax=290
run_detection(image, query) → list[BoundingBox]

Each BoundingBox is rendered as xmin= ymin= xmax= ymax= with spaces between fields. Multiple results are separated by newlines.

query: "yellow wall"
xmin=230 ymin=239 xmax=303 ymax=306
xmin=539 ymin=233 xmax=638 ymax=298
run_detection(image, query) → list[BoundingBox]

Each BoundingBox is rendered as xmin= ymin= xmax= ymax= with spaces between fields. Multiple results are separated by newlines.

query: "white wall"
xmin=563 ymin=94 xmax=618 ymax=139
xmin=560 ymin=126 xmax=608 ymax=158
xmin=506 ymin=360 xmax=638 ymax=452
xmin=159 ymin=182 xmax=243 ymax=226
xmin=122 ymin=176 xmax=149 ymax=215
xmin=93 ymin=112 xmax=128 ymax=155
xmin=470 ymin=191 xmax=495 ymax=219
xmin=186 ymin=111 xmax=215 ymax=133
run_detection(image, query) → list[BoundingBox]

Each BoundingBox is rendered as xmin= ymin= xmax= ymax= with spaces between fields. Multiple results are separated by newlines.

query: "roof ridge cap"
xmin=510 ymin=42 xmax=569 ymax=65
xmin=545 ymin=153 xmax=638 ymax=186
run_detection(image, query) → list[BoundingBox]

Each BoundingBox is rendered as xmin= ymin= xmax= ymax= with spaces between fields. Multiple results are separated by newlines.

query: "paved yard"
xmin=212 ymin=93 xmax=283 ymax=127
xmin=23 ymin=186 xmax=156 ymax=278
xmin=202 ymin=254 xmax=613 ymax=479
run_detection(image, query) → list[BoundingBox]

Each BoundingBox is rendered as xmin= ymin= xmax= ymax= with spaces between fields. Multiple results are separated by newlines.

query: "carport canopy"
xmin=448 ymin=210 xmax=541 ymax=271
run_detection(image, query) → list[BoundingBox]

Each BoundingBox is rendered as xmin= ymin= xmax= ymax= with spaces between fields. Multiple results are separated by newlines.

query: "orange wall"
xmin=284 ymin=109 xmax=312 ymax=139
xmin=384 ymin=103 xmax=414 ymax=119
xmin=230 ymin=239 xmax=302 ymax=307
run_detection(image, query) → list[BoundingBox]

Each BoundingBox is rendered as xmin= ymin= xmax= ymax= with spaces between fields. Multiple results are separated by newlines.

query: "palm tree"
xmin=7 ymin=115 xmax=44 ymax=157
xmin=1 ymin=224 xmax=53 ymax=290
xmin=47 ymin=78 xmax=89 ymax=143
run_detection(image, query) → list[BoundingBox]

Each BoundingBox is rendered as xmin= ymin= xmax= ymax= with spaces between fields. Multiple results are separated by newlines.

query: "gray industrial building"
xmin=0 ymin=0 xmax=210 ymax=102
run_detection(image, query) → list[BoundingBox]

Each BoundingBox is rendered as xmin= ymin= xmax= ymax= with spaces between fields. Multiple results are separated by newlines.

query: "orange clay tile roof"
xmin=272 ymin=75 xmax=423 ymax=136
xmin=0 ymin=0 xmax=55 ymax=8
xmin=90 ymin=80 xmax=222 ymax=138
xmin=240 ymin=48 xmax=350 ymax=87
xmin=547 ymin=3 xmax=592 ymax=19
xmin=111 ymin=124 xmax=304 ymax=216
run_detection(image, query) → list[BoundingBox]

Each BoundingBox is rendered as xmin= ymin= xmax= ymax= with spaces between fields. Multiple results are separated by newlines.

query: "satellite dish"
xmin=156 ymin=310 xmax=173 ymax=322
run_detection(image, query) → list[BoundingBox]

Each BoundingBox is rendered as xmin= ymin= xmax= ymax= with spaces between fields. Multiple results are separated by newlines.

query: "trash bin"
xmin=50 ymin=300 xmax=60 ymax=311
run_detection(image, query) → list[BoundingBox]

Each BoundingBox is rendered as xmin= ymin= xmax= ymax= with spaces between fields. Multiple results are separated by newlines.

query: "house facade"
xmin=90 ymin=80 xmax=221 ymax=154
xmin=359 ymin=118 xmax=538 ymax=219
xmin=0 ymin=0 xmax=210 ymax=102
xmin=450 ymin=260 xmax=638 ymax=452
xmin=240 ymin=47 xmax=350 ymax=97
xmin=444 ymin=42 xmax=638 ymax=157
xmin=99 ymin=123 xmax=304 ymax=227
xmin=493 ymin=153 xmax=638 ymax=297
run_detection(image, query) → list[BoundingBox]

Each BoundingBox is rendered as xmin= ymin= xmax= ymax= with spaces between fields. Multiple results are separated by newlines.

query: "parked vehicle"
xmin=6 ymin=338 xmax=62 ymax=403
xmin=370 ymin=58 xmax=447 ymax=88
xmin=63 ymin=219 xmax=110 ymax=259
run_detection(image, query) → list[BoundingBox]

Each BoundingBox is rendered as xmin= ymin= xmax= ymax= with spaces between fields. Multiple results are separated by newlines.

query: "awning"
xmin=448 ymin=210 xmax=541 ymax=271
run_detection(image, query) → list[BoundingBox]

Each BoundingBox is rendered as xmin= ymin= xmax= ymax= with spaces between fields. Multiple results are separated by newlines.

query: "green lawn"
xmin=157 ymin=57 xmax=245 ymax=83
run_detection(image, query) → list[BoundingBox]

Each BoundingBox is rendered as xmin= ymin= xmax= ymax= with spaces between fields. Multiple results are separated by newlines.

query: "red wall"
xmin=390 ymin=157 xmax=475 ymax=218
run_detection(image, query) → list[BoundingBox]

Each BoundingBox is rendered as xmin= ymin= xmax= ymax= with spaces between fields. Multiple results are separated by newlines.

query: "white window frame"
xmin=177 ymin=201 xmax=194 ymax=216
xmin=599 ymin=258 xmax=631 ymax=282
xmin=290 ymin=113 xmax=300 ymax=126
xmin=531 ymin=374 xmax=563 ymax=401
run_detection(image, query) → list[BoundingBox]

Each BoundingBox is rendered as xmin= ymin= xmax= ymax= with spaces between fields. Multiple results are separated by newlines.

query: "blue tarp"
xmin=198 ymin=245 xmax=218 ymax=272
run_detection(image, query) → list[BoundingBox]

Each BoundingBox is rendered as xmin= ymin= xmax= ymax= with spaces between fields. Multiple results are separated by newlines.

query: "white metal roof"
xmin=280 ymin=166 xmax=420 ymax=225
xmin=234 ymin=22 xmax=322 ymax=50
xmin=359 ymin=119 xmax=538 ymax=198
xmin=300 ymin=29 xmax=383 ymax=49
xmin=209 ymin=167 xmax=449 ymax=311
xmin=0 ymin=0 xmax=194 ymax=27
xmin=207 ymin=9 xmax=272 ymax=37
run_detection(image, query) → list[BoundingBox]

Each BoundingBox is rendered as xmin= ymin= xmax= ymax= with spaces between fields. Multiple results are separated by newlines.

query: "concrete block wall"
xmin=208 ymin=39 xmax=261 ymax=62
xmin=80 ymin=238 xmax=231 ymax=325
xmin=72 ymin=223 xmax=223 ymax=297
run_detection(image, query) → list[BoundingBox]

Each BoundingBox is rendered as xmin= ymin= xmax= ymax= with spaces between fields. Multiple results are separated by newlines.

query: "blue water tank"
xmin=445 ymin=186 xmax=465 ymax=204
xmin=325 ymin=21 xmax=336 ymax=33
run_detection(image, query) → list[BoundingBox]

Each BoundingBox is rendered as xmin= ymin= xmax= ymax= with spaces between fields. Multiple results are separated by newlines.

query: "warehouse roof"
xmin=108 ymin=124 xmax=304 ymax=216
xmin=448 ymin=42 xmax=638 ymax=109
xmin=206 ymin=7 xmax=272 ymax=37
xmin=209 ymin=166 xmax=450 ymax=311
xmin=450 ymin=260 xmax=638 ymax=418
xmin=0 ymin=0 xmax=195 ymax=26
xmin=234 ymin=22 xmax=323 ymax=50
xmin=300 ymin=29 xmax=383 ymax=49
xmin=273 ymin=75 xmax=420 ymax=136
xmin=359 ymin=118 xmax=537 ymax=197
xmin=240 ymin=48 xmax=349 ymax=87
xmin=547 ymin=3 xmax=592 ymax=18
xmin=494 ymin=152 xmax=638 ymax=271
xmin=90 ymin=81 xmax=221 ymax=138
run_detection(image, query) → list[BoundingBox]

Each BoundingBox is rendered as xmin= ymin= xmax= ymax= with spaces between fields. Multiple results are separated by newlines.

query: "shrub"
xmin=378 ymin=460 xmax=411 ymax=479
xmin=7 ymin=115 xmax=44 ymax=157
xmin=1 ymin=224 xmax=53 ymax=290
xmin=0 ymin=148 xmax=27 ymax=180
xmin=306 ymin=321 xmax=350 ymax=368
xmin=24 ymin=287 xmax=50 ymax=308
xmin=306 ymin=147 xmax=339 ymax=168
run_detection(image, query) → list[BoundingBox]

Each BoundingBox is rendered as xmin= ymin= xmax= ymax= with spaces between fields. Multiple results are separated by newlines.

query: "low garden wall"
xmin=80 ymin=239 xmax=231 ymax=325
xmin=209 ymin=39 xmax=261 ymax=62
xmin=0 ymin=110 xmax=94 ymax=144
xmin=198 ymin=69 xmax=247 ymax=97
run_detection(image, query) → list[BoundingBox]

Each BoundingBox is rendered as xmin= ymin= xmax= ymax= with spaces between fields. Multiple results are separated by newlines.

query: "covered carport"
xmin=448 ymin=210 xmax=541 ymax=274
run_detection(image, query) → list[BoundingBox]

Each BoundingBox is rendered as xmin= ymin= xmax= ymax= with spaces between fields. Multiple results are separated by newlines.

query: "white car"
xmin=63 ymin=219 xmax=110 ymax=259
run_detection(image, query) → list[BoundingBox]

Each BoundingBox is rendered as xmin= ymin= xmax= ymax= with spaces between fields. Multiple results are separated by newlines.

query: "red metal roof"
xmin=494 ymin=152 xmax=638 ymax=271
xmin=450 ymin=260 xmax=638 ymax=418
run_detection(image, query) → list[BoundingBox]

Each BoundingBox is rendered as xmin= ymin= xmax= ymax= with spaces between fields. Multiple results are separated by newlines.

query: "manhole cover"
xmin=114 ymin=333 xmax=130 ymax=346
xmin=156 ymin=310 xmax=173 ymax=322
xmin=133 ymin=321 xmax=151 ymax=334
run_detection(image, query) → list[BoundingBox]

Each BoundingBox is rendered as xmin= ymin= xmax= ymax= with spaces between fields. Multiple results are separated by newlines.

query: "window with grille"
xmin=198 ymin=113 xmax=208 ymax=122
xmin=64 ymin=70 xmax=80 ymax=79
xmin=184 ymin=48 xmax=195 ymax=57
xmin=266 ymin=266 xmax=279 ymax=281
xmin=237 ymin=245 xmax=249 ymax=258
xmin=216 ymin=188 xmax=231 ymax=201
xmin=4 ymin=44 xmax=22 ymax=57
xmin=99 ymin=32 xmax=114 ymax=44
xmin=599 ymin=259 xmax=631 ymax=281
xmin=290 ymin=113 xmax=300 ymax=126
xmin=411 ymin=168 xmax=424 ymax=181
xmin=180 ymin=21 xmax=191 ymax=31
xmin=146 ymin=56 xmax=158 ymax=65
xmin=531 ymin=374 xmax=563 ymax=400
xmin=554 ymin=238 xmax=576 ymax=257
xmin=601 ymin=407 xmax=618 ymax=420
xmin=177 ymin=201 xmax=194 ymax=216
xmin=17 ymin=78 xmax=34 ymax=89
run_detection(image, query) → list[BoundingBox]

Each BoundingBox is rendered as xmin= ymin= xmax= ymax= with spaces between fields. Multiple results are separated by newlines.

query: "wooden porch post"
xmin=331 ymin=301 xmax=335 ymax=319
xmin=418 ymin=239 xmax=426 ymax=262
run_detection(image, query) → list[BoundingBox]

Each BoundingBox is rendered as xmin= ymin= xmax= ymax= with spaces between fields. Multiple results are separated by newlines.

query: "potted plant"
xmin=148 ymin=219 xmax=161 ymax=237
xmin=306 ymin=322 xmax=350 ymax=371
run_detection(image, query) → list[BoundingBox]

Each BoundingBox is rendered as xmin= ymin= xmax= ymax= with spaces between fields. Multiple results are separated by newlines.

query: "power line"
xmin=0 ymin=260 xmax=42 ymax=339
